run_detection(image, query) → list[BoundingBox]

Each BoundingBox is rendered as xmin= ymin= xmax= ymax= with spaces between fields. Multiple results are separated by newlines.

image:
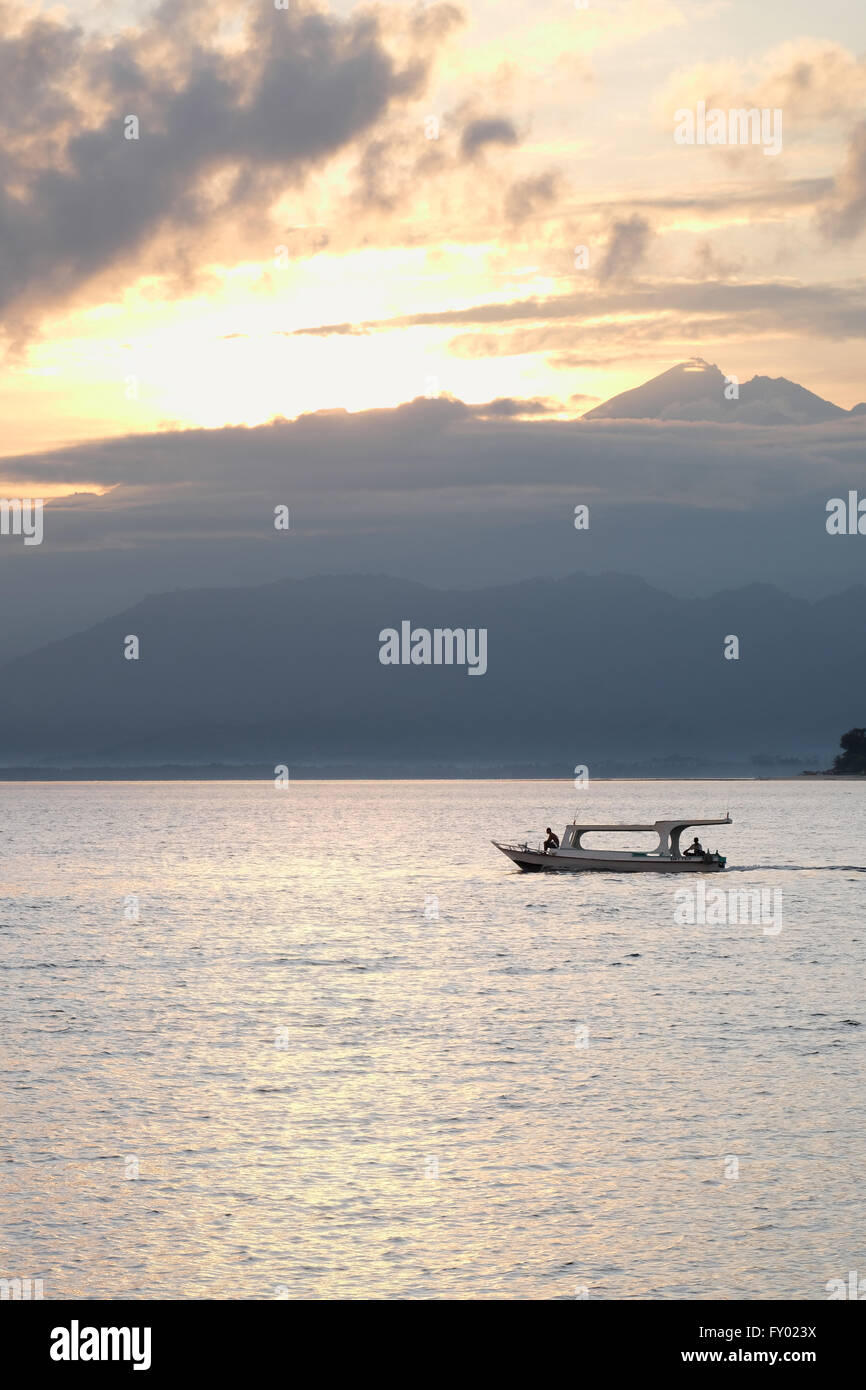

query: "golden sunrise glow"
xmin=3 ymin=0 xmax=865 ymax=486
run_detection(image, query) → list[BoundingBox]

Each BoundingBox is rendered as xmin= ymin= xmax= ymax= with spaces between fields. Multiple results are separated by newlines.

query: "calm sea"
xmin=1 ymin=778 xmax=864 ymax=1300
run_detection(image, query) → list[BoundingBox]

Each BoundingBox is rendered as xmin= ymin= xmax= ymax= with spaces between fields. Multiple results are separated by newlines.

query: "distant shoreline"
xmin=0 ymin=765 xmax=858 ymax=782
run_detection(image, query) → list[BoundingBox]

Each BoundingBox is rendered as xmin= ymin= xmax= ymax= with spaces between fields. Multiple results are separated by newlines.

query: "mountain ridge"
xmin=0 ymin=569 xmax=859 ymax=770
xmin=582 ymin=358 xmax=852 ymax=424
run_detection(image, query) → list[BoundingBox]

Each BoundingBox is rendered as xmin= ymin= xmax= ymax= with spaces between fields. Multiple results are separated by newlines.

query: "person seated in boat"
xmin=543 ymin=827 xmax=560 ymax=852
xmin=683 ymin=836 xmax=704 ymax=857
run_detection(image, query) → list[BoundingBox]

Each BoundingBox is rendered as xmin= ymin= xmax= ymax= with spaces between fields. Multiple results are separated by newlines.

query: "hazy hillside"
xmin=0 ymin=571 xmax=856 ymax=771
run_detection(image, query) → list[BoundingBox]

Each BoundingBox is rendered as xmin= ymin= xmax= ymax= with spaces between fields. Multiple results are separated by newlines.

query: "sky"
xmin=2 ymin=0 xmax=866 ymax=480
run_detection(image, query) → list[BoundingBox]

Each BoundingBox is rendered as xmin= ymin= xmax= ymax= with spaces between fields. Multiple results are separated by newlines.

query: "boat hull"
xmin=493 ymin=844 xmax=726 ymax=873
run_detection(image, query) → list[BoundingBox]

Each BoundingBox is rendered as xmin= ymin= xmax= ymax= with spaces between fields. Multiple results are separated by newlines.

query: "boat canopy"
xmin=564 ymin=816 xmax=731 ymax=857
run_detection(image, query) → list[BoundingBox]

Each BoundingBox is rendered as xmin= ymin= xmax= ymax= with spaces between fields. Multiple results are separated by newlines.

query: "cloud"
xmin=1 ymin=397 xmax=865 ymax=659
xmin=289 ymin=279 xmax=866 ymax=348
xmin=459 ymin=116 xmax=519 ymax=160
xmin=600 ymin=180 xmax=833 ymax=215
xmin=822 ymin=122 xmax=866 ymax=239
xmin=0 ymin=0 xmax=462 ymax=328
xmin=655 ymin=37 xmax=866 ymax=242
xmin=472 ymin=396 xmax=557 ymax=416
xmin=749 ymin=40 xmax=866 ymax=125
xmin=599 ymin=215 xmax=652 ymax=281
xmin=2 ymin=392 xmax=861 ymax=522
xmin=504 ymin=170 xmax=560 ymax=223
xmin=290 ymin=323 xmax=368 ymax=338
xmin=659 ymin=38 xmax=866 ymax=130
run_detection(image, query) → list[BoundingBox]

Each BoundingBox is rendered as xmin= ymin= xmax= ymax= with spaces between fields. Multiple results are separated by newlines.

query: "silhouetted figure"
xmin=543 ymin=827 xmax=559 ymax=852
xmin=683 ymin=836 xmax=704 ymax=858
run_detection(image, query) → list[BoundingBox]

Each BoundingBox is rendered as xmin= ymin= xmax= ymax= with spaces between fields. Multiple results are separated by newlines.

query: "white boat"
xmin=493 ymin=815 xmax=731 ymax=873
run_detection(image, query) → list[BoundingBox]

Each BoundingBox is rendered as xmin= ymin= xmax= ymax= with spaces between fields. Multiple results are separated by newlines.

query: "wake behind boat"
xmin=493 ymin=816 xmax=731 ymax=873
